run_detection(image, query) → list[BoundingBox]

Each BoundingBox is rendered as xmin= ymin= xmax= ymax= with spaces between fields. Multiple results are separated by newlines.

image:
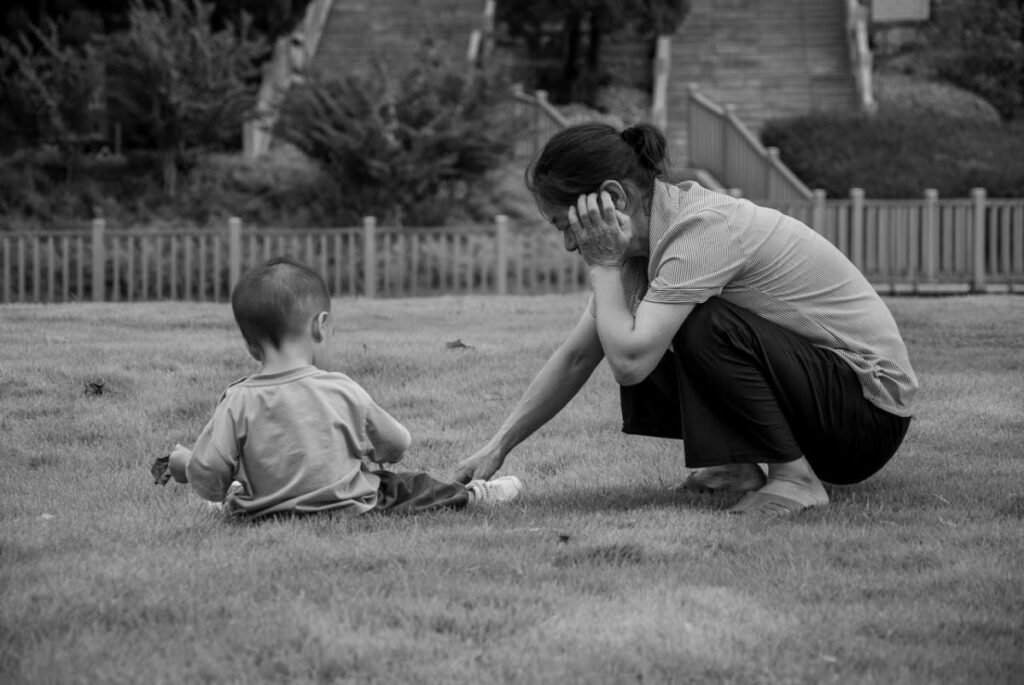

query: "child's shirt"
xmin=186 ymin=365 xmax=383 ymax=517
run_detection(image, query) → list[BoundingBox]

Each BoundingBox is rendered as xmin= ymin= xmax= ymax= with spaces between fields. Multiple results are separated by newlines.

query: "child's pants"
xmin=372 ymin=470 xmax=470 ymax=513
xmin=619 ymin=297 xmax=911 ymax=485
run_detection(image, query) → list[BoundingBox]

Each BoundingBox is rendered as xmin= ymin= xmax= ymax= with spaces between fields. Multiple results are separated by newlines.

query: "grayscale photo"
xmin=2 ymin=0 xmax=1022 ymax=682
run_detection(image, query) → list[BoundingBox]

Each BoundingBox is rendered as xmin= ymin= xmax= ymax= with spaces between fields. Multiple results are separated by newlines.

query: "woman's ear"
xmin=599 ymin=180 xmax=628 ymax=211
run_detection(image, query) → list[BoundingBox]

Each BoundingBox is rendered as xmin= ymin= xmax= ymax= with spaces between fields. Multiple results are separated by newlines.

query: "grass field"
xmin=1 ymin=294 xmax=1022 ymax=684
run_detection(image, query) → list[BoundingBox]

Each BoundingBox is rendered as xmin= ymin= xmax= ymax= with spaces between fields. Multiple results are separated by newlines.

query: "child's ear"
xmin=311 ymin=311 xmax=329 ymax=342
xmin=599 ymin=180 xmax=628 ymax=211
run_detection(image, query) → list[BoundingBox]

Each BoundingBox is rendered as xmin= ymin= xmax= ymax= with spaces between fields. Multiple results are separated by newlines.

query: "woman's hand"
xmin=569 ymin=191 xmax=631 ymax=268
xmin=452 ymin=443 xmax=506 ymax=484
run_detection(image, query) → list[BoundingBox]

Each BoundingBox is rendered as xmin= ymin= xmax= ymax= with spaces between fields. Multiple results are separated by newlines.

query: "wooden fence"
xmin=2 ymin=189 xmax=1023 ymax=304
xmin=0 ymin=216 xmax=588 ymax=304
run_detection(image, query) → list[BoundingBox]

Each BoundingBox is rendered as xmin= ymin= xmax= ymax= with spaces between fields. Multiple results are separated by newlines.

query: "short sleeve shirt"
xmin=596 ymin=181 xmax=919 ymax=417
xmin=186 ymin=366 xmax=383 ymax=516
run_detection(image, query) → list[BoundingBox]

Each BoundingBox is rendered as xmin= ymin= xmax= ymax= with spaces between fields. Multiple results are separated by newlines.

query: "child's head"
xmin=230 ymin=257 xmax=332 ymax=364
xmin=526 ymin=122 xmax=670 ymax=219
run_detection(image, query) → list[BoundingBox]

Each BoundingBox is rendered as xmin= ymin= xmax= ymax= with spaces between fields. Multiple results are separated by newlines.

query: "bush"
xmin=761 ymin=110 xmax=1024 ymax=198
xmin=278 ymin=46 xmax=520 ymax=226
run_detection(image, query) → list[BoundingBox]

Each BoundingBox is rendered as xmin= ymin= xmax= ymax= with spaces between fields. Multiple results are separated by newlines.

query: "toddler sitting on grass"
xmin=150 ymin=256 xmax=522 ymax=517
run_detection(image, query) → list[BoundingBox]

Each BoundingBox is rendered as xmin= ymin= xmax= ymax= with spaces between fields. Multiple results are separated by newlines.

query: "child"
xmin=151 ymin=256 xmax=522 ymax=517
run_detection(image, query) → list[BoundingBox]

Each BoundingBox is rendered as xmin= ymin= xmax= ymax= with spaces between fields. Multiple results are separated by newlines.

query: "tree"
xmin=926 ymin=0 xmax=1024 ymax=118
xmin=496 ymin=0 xmax=689 ymax=105
xmin=278 ymin=47 xmax=520 ymax=226
xmin=0 ymin=21 xmax=104 ymax=170
xmin=1 ymin=0 xmax=312 ymax=43
xmin=104 ymin=0 xmax=265 ymax=196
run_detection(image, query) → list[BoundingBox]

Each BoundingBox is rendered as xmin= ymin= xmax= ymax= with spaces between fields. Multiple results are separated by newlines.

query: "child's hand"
xmin=568 ymin=190 xmax=631 ymax=268
xmin=167 ymin=443 xmax=193 ymax=483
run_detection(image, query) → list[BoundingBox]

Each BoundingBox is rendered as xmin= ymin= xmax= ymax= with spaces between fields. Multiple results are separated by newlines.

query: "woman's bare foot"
xmin=678 ymin=463 xmax=767 ymax=493
xmin=760 ymin=457 xmax=829 ymax=507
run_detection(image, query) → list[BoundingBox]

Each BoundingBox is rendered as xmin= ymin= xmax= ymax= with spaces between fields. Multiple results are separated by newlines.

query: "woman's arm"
xmin=570 ymin=191 xmax=694 ymax=385
xmin=589 ymin=267 xmax=693 ymax=385
xmin=452 ymin=309 xmax=604 ymax=483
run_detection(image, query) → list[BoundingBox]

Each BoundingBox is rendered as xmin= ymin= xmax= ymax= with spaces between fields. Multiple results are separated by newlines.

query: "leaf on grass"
xmin=445 ymin=339 xmax=474 ymax=350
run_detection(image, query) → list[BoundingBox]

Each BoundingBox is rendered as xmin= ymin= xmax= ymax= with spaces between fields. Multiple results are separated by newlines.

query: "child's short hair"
xmin=231 ymin=257 xmax=331 ymax=352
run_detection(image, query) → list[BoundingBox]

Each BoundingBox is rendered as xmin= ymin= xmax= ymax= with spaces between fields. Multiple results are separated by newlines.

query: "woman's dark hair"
xmin=525 ymin=122 xmax=671 ymax=213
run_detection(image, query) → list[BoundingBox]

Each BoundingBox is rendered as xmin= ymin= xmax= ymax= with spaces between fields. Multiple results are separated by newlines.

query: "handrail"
xmin=509 ymin=84 xmax=569 ymax=128
xmin=687 ymin=84 xmax=813 ymax=201
xmin=245 ymin=0 xmax=335 ymax=160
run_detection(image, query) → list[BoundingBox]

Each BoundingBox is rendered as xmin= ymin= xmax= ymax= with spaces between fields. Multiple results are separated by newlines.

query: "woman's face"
xmin=538 ymin=189 xmax=650 ymax=259
xmin=538 ymin=199 xmax=580 ymax=253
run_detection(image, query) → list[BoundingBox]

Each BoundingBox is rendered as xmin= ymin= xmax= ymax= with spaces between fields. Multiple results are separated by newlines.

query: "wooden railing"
xmin=506 ymin=84 xmax=569 ymax=160
xmin=4 ymin=189 xmax=1024 ymax=303
xmin=0 ymin=216 xmax=588 ymax=304
xmin=244 ymin=0 xmax=335 ymax=160
xmin=687 ymin=85 xmax=814 ymax=203
xmin=764 ymin=189 xmax=1024 ymax=292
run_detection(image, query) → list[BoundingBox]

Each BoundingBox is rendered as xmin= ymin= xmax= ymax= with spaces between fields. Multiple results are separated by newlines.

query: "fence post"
xmin=228 ymin=216 xmax=242 ymax=295
xmin=363 ymin=216 xmax=377 ymax=299
xmin=495 ymin=214 xmax=509 ymax=295
xmin=812 ymin=189 xmax=827 ymax=234
xmin=651 ymin=35 xmax=671 ymax=130
xmin=850 ymin=188 xmax=865 ymax=269
xmin=971 ymin=187 xmax=987 ymax=292
xmin=91 ymin=217 xmax=105 ymax=302
xmin=766 ymin=147 xmax=781 ymax=200
xmin=722 ymin=104 xmax=734 ymax=184
xmin=923 ymin=189 xmax=938 ymax=282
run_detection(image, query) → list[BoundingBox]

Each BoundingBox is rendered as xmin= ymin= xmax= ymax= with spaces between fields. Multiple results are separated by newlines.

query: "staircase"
xmin=311 ymin=0 xmax=486 ymax=77
xmin=665 ymin=0 xmax=859 ymax=164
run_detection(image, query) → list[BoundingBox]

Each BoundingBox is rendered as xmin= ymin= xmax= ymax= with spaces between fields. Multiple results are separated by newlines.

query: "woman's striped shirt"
xmin=595 ymin=180 xmax=919 ymax=417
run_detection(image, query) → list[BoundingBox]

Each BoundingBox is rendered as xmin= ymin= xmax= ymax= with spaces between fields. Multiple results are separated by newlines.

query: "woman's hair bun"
xmin=621 ymin=124 xmax=668 ymax=173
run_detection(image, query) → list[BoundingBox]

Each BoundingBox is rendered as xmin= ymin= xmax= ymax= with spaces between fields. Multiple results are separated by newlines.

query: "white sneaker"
xmin=466 ymin=476 xmax=524 ymax=506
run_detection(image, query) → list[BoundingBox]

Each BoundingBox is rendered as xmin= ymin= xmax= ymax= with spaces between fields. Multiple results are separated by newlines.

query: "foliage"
xmin=927 ymin=0 xmax=1024 ymax=119
xmin=0 ymin=150 xmax=345 ymax=230
xmin=103 ymin=0 xmax=266 ymax=196
xmin=496 ymin=0 xmax=689 ymax=105
xmin=278 ymin=49 xmax=520 ymax=226
xmin=761 ymin=109 xmax=1024 ymax=197
xmin=873 ymin=72 xmax=1002 ymax=123
xmin=0 ymin=21 xmax=104 ymax=167
xmin=0 ymin=0 xmax=312 ymax=43
xmin=874 ymin=0 xmax=1024 ymax=119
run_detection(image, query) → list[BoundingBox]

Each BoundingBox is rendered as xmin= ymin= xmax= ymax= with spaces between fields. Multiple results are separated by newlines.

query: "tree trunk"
xmin=163 ymin=152 xmax=178 ymax=198
xmin=562 ymin=9 xmax=582 ymax=103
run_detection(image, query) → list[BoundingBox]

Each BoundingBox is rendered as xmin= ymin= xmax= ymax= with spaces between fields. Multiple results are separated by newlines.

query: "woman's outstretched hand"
xmin=452 ymin=443 xmax=506 ymax=484
xmin=569 ymin=191 xmax=631 ymax=268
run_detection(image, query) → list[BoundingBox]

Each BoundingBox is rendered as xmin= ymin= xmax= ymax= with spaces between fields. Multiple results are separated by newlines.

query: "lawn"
xmin=1 ymin=294 xmax=1022 ymax=684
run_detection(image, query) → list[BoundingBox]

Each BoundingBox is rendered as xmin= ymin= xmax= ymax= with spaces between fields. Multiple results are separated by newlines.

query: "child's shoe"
xmin=466 ymin=476 xmax=524 ymax=505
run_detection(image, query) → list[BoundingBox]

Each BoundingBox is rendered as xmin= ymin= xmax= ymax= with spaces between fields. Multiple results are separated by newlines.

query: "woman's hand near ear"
xmin=569 ymin=191 xmax=631 ymax=268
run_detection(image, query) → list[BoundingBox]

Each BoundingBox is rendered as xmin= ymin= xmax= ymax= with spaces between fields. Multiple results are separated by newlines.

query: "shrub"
xmin=277 ymin=46 xmax=520 ymax=226
xmin=761 ymin=110 xmax=1024 ymax=198
xmin=103 ymin=0 xmax=265 ymax=197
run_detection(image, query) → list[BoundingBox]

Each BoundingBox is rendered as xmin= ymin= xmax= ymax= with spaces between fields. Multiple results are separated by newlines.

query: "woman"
xmin=453 ymin=122 xmax=918 ymax=515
